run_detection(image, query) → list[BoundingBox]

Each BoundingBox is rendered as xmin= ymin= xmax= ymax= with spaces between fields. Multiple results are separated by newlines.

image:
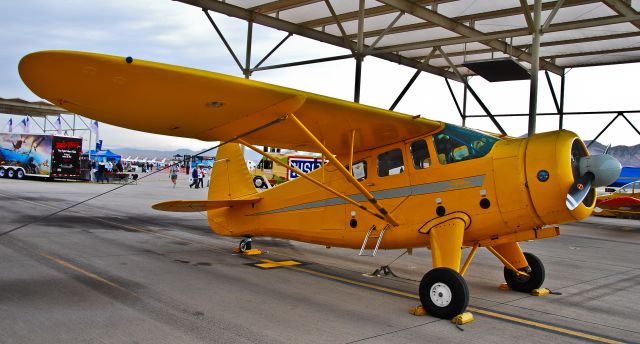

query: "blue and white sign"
xmin=288 ymin=157 xmax=323 ymax=180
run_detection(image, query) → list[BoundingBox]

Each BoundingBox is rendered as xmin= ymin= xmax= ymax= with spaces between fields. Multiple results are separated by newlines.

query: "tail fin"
xmin=209 ymin=143 xmax=257 ymax=200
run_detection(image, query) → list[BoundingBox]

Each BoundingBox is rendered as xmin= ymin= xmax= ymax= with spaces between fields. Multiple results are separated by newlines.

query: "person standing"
xmin=197 ymin=166 xmax=204 ymax=188
xmin=97 ymin=161 xmax=107 ymax=183
xmin=170 ymin=164 xmax=178 ymax=188
xmin=189 ymin=166 xmax=199 ymax=189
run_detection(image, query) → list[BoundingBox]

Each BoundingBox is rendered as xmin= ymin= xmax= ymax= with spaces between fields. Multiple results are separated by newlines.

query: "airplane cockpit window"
xmin=378 ymin=149 xmax=404 ymax=177
xmin=352 ymin=161 xmax=367 ymax=181
xmin=432 ymin=124 xmax=499 ymax=165
xmin=410 ymin=139 xmax=431 ymax=169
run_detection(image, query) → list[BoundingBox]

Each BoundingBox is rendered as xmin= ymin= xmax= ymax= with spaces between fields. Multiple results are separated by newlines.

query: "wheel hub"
xmin=430 ymin=282 xmax=452 ymax=307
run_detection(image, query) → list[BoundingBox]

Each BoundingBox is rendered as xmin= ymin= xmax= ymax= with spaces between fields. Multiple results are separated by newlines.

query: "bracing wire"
xmin=0 ymin=115 xmax=287 ymax=238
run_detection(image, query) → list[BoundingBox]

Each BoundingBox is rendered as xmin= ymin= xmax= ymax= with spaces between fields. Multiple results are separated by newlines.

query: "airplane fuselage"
xmin=207 ymin=127 xmax=593 ymax=250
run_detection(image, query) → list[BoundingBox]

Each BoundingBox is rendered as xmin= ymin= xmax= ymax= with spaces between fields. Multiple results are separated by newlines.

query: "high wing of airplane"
xmin=19 ymin=50 xmax=622 ymax=319
xmin=594 ymin=181 xmax=640 ymax=218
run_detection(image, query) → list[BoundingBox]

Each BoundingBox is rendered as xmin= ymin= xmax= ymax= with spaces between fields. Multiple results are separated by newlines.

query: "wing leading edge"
xmin=19 ymin=50 xmax=443 ymax=155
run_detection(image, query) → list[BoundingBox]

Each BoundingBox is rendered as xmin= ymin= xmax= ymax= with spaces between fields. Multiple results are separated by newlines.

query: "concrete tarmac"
xmin=0 ymin=173 xmax=638 ymax=343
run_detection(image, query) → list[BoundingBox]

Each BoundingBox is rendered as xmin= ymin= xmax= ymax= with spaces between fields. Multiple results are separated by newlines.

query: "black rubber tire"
xmin=419 ymin=267 xmax=469 ymax=319
xmin=239 ymin=238 xmax=252 ymax=252
xmin=253 ymin=176 xmax=265 ymax=189
xmin=6 ymin=168 xmax=15 ymax=179
xmin=0 ymin=168 xmax=5 ymax=178
xmin=15 ymin=169 xmax=25 ymax=180
xmin=503 ymin=252 xmax=545 ymax=292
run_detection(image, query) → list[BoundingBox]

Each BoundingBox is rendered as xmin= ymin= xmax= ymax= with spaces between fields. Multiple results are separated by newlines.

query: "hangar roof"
xmin=177 ymin=0 xmax=640 ymax=80
xmin=0 ymin=97 xmax=71 ymax=117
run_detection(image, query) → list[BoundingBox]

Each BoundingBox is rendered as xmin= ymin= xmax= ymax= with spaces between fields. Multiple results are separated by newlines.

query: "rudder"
xmin=209 ymin=143 xmax=257 ymax=200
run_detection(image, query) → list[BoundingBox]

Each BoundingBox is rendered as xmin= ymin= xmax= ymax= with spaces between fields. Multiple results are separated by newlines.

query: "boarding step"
xmin=358 ymin=224 xmax=390 ymax=257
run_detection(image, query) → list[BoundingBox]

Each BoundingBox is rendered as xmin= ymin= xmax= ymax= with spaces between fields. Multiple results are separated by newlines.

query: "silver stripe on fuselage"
xmin=251 ymin=175 xmax=485 ymax=216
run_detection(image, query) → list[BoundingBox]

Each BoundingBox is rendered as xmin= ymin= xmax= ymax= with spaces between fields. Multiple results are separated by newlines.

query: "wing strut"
xmin=288 ymin=113 xmax=400 ymax=226
xmin=237 ymin=139 xmax=386 ymax=221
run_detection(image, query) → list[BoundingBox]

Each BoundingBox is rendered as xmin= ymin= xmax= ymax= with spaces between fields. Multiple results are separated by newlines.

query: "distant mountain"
xmin=111 ymin=148 xmax=216 ymax=160
xmin=111 ymin=147 xmax=263 ymax=162
xmin=586 ymin=141 xmax=640 ymax=167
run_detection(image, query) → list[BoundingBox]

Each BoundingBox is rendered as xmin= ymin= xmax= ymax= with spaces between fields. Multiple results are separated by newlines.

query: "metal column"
xmin=245 ymin=21 xmax=253 ymax=79
xmin=528 ymin=0 xmax=542 ymax=136
xmin=354 ymin=0 xmax=365 ymax=103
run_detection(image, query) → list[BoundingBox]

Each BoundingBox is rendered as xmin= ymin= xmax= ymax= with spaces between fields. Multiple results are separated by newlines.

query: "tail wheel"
xmin=239 ymin=238 xmax=252 ymax=252
xmin=503 ymin=252 xmax=545 ymax=292
xmin=6 ymin=168 xmax=15 ymax=179
xmin=419 ymin=267 xmax=469 ymax=319
xmin=253 ymin=176 xmax=266 ymax=189
xmin=0 ymin=168 xmax=5 ymax=178
xmin=15 ymin=169 xmax=25 ymax=180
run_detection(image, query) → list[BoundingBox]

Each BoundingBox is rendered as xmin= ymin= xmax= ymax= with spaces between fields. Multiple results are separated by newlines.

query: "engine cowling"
xmin=525 ymin=130 xmax=620 ymax=224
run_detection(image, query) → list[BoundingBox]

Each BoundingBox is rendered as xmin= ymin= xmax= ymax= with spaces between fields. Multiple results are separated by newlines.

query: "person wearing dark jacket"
xmin=189 ymin=167 xmax=199 ymax=189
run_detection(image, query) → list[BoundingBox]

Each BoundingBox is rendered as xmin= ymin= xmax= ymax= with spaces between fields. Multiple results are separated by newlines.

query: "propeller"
xmin=566 ymin=172 xmax=594 ymax=210
xmin=566 ymin=153 xmax=621 ymax=210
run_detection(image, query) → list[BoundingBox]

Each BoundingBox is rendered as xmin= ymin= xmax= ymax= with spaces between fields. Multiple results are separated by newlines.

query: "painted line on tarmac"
xmin=39 ymin=252 xmax=137 ymax=297
xmin=2 ymin=192 xmax=625 ymax=343
xmin=286 ymin=265 xmax=624 ymax=344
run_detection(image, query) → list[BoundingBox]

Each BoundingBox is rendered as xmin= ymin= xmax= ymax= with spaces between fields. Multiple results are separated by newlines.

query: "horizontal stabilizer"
xmin=152 ymin=198 xmax=260 ymax=212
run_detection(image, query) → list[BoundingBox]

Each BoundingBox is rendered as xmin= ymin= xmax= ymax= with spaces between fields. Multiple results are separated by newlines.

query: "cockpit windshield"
xmin=432 ymin=124 xmax=500 ymax=165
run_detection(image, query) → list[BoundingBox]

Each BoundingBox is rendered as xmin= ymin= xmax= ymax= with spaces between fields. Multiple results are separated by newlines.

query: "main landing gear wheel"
xmin=253 ymin=176 xmax=266 ymax=189
xmin=503 ymin=252 xmax=545 ymax=292
xmin=239 ymin=238 xmax=252 ymax=253
xmin=419 ymin=267 xmax=469 ymax=319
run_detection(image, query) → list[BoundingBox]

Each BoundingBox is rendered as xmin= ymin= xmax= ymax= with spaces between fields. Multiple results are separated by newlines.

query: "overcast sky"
xmin=1 ymin=0 xmax=639 ymax=152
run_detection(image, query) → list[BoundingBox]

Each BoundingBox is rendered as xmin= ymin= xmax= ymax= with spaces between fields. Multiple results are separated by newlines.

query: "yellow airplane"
xmin=19 ymin=51 xmax=622 ymax=319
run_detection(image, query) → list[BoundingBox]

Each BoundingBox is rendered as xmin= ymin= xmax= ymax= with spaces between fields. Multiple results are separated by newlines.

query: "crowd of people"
xmin=91 ymin=159 xmax=124 ymax=183
xmin=189 ymin=166 xmax=208 ymax=189
xmin=88 ymin=158 xmax=211 ymax=189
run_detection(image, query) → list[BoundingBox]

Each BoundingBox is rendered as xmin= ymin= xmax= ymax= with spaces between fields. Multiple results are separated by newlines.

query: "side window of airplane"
xmin=378 ymin=149 xmax=404 ymax=177
xmin=432 ymin=124 xmax=499 ymax=165
xmin=410 ymin=139 xmax=431 ymax=169
xmin=352 ymin=161 xmax=367 ymax=181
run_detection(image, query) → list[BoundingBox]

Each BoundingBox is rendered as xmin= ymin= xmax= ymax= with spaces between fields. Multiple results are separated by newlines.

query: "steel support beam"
xmin=252 ymin=33 xmax=293 ymax=70
xmin=389 ymin=48 xmax=436 ymax=111
xmin=444 ymin=78 xmax=464 ymax=121
xmin=180 ymin=0 xmax=459 ymax=80
xmin=245 ymin=21 xmax=253 ymax=78
xmin=544 ymin=71 xmax=563 ymax=129
xmin=621 ymin=114 xmax=640 ymax=136
xmin=364 ymin=11 xmax=404 ymax=55
xmin=559 ymin=73 xmax=565 ymax=129
xmin=354 ymin=57 xmax=363 ymax=103
xmin=601 ymin=0 xmax=640 ymax=29
xmin=377 ymin=0 xmax=563 ymax=75
xmin=203 ymin=9 xmax=244 ymax=73
xmin=437 ymin=47 xmax=507 ymax=135
xmin=370 ymin=14 xmax=640 ymax=59
xmin=462 ymin=83 xmax=468 ymax=126
xmin=252 ymin=54 xmax=354 ymax=72
xmin=354 ymin=0 xmax=365 ymax=103
xmin=542 ymin=0 xmax=565 ymax=31
xmin=528 ymin=0 xmax=542 ymax=136
xmin=389 ymin=69 xmax=421 ymax=111
xmin=587 ymin=113 xmax=621 ymax=148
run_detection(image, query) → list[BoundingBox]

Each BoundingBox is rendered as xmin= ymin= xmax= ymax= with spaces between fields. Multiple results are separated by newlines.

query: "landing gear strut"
xmin=239 ymin=238 xmax=252 ymax=253
xmin=503 ymin=252 xmax=545 ymax=292
xmin=419 ymin=267 xmax=469 ymax=319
